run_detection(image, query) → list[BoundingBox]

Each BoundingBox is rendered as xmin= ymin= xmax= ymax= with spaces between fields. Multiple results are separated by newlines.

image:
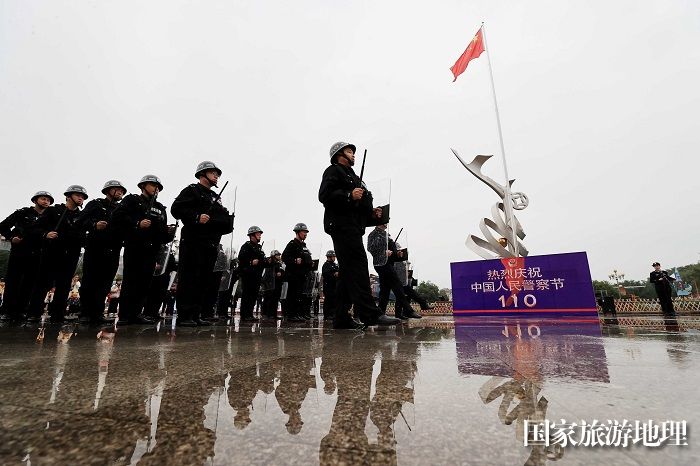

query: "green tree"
xmin=439 ymin=287 xmax=452 ymax=301
xmin=592 ymin=280 xmax=615 ymax=298
xmin=416 ymin=281 xmax=440 ymax=302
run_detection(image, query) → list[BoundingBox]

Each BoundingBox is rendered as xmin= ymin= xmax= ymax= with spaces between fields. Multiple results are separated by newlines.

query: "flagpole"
xmin=480 ymin=22 xmax=518 ymax=256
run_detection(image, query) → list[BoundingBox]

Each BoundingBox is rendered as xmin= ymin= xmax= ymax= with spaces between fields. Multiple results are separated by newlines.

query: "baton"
xmin=206 ymin=180 xmax=229 ymax=215
xmin=359 ymin=149 xmax=367 ymax=183
xmin=394 ymin=227 xmax=404 ymax=243
xmin=227 ymin=186 xmax=238 ymax=260
xmin=214 ymin=180 xmax=229 ymax=202
xmin=54 ymin=208 xmax=69 ymax=231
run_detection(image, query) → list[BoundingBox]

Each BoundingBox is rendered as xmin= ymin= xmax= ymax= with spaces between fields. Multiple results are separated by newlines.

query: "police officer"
xmin=282 ymin=223 xmax=314 ymax=322
xmin=217 ymin=255 xmax=239 ymax=319
xmin=78 ymin=180 xmax=127 ymax=324
xmin=368 ymin=224 xmax=421 ymax=320
xmin=321 ymin=250 xmax=339 ymax=321
xmin=27 ymin=185 xmax=88 ymax=323
xmin=238 ymin=226 xmax=267 ymax=322
xmin=0 ymin=191 xmax=53 ymax=321
xmin=112 ymin=175 xmax=175 ymax=325
xmin=318 ymin=142 xmax=400 ymax=328
xmin=650 ymin=262 xmax=676 ymax=317
xmin=171 ymin=161 xmax=234 ymax=327
xmin=262 ymin=250 xmax=284 ymax=320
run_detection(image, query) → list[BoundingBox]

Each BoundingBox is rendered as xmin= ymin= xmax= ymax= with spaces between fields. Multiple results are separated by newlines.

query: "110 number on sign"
xmin=498 ymin=294 xmax=537 ymax=308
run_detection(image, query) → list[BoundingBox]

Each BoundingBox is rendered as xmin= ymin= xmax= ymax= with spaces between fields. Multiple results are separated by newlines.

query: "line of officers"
xmin=0 ymin=161 xmax=326 ymax=327
xmin=1 ymin=141 xmax=430 ymax=329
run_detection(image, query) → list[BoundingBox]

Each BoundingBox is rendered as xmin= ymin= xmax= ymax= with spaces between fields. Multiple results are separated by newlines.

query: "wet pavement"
xmin=1 ymin=315 xmax=699 ymax=465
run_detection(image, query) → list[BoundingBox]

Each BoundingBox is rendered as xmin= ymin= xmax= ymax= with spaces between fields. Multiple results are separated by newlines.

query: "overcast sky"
xmin=1 ymin=0 xmax=699 ymax=288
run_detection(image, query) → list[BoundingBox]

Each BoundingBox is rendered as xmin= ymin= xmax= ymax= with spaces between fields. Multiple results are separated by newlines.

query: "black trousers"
xmin=119 ymin=244 xmax=158 ymax=321
xmin=201 ymin=270 xmax=223 ymax=319
xmin=323 ymin=288 xmax=337 ymax=319
xmin=283 ymin=275 xmax=307 ymax=318
xmin=176 ymin=240 xmax=218 ymax=322
xmin=0 ymin=246 xmax=39 ymax=319
xmin=331 ymin=232 xmax=382 ymax=324
xmin=404 ymin=285 xmax=430 ymax=310
xmin=375 ymin=264 xmax=413 ymax=317
xmin=144 ymin=272 xmax=170 ymax=318
xmin=80 ymin=243 xmax=121 ymax=320
xmin=217 ymin=278 xmax=236 ymax=317
xmin=657 ymin=290 xmax=676 ymax=316
xmin=26 ymin=245 xmax=81 ymax=320
xmin=240 ymin=273 xmax=261 ymax=319
xmin=262 ymin=287 xmax=281 ymax=319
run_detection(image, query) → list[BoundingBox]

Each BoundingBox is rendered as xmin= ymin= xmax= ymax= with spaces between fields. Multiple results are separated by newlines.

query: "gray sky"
xmin=1 ymin=0 xmax=699 ymax=288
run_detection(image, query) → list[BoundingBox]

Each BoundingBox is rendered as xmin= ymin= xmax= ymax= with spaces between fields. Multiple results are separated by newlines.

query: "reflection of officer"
xmin=172 ymin=161 xmax=233 ymax=327
xmin=262 ymin=250 xmax=284 ymax=320
xmin=650 ymin=262 xmax=676 ymax=317
xmin=321 ymin=250 xmax=339 ymax=321
xmin=140 ymin=340 xmax=218 ymax=464
xmin=78 ymin=180 xmax=127 ymax=324
xmin=113 ymin=175 xmax=174 ymax=325
xmin=319 ymin=335 xmax=376 ymax=463
xmin=28 ymin=185 xmax=88 ymax=323
xmin=369 ymin=350 xmax=417 ymax=463
xmin=282 ymin=223 xmax=314 ymax=322
xmin=227 ymin=365 xmax=259 ymax=430
xmin=276 ymin=356 xmax=316 ymax=435
xmin=0 ymin=191 xmax=53 ymax=322
xmin=238 ymin=226 xmax=267 ymax=322
xmin=318 ymin=141 xmax=400 ymax=328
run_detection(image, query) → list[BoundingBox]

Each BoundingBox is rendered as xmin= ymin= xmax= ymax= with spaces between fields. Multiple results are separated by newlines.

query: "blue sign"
xmin=450 ymin=252 xmax=597 ymax=316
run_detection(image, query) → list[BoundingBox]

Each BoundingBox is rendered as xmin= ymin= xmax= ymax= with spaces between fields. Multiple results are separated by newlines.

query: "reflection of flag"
xmin=450 ymin=27 xmax=485 ymax=82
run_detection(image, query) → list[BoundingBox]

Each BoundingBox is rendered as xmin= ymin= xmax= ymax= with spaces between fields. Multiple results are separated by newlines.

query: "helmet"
xmin=293 ymin=222 xmax=309 ymax=233
xmin=101 ymin=180 xmax=127 ymax=195
xmin=270 ymin=249 xmax=281 ymax=256
xmin=31 ymin=191 xmax=54 ymax=204
xmin=195 ymin=161 xmax=222 ymax=178
xmin=326 ymin=250 xmax=336 ymax=257
xmin=64 ymin=185 xmax=89 ymax=200
xmin=247 ymin=225 xmax=263 ymax=236
xmin=137 ymin=175 xmax=164 ymax=192
xmin=329 ymin=141 xmax=356 ymax=160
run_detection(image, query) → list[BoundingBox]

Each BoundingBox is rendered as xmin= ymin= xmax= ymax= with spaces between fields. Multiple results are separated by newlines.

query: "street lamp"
xmin=608 ymin=269 xmax=625 ymax=297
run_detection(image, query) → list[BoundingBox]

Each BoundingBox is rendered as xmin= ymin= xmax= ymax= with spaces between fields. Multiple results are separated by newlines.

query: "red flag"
xmin=450 ymin=27 xmax=485 ymax=82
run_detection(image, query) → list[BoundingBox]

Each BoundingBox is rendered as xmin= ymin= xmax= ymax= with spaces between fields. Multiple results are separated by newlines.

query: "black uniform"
xmin=282 ymin=238 xmax=314 ymax=320
xmin=144 ymin=252 xmax=177 ymax=319
xmin=78 ymin=198 xmax=122 ymax=322
xmin=368 ymin=228 xmax=414 ymax=318
xmin=217 ymin=259 xmax=239 ymax=318
xmin=262 ymin=259 xmax=284 ymax=319
xmin=26 ymin=205 xmax=84 ymax=322
xmin=112 ymin=194 xmax=173 ymax=323
xmin=318 ymin=163 xmax=384 ymax=326
xmin=404 ymin=281 xmax=431 ymax=310
xmin=238 ymin=240 xmax=266 ymax=320
xmin=0 ymin=207 xmax=47 ymax=319
xmin=171 ymin=183 xmax=233 ymax=324
xmin=321 ymin=260 xmax=339 ymax=320
xmin=650 ymin=270 xmax=676 ymax=316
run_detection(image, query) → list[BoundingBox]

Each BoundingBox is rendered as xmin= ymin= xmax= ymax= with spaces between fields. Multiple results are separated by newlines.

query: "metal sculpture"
xmin=451 ymin=149 xmax=529 ymax=259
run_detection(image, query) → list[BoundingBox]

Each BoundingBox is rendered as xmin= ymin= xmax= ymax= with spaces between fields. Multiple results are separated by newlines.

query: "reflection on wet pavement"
xmin=0 ymin=315 xmax=698 ymax=465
